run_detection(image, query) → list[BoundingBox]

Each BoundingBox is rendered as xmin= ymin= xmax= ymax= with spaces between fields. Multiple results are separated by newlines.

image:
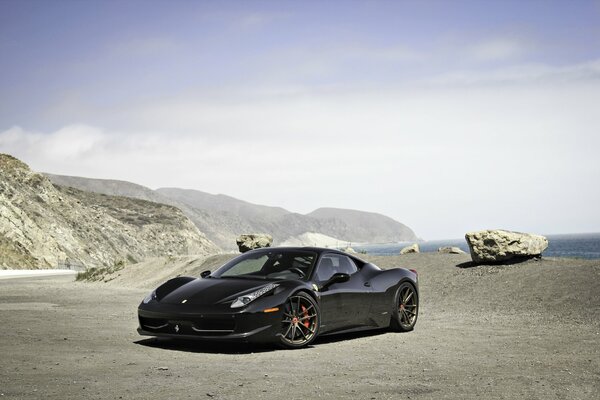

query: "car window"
xmin=220 ymin=255 xmax=268 ymax=277
xmin=214 ymin=250 xmax=317 ymax=280
xmin=314 ymin=254 xmax=358 ymax=282
xmin=292 ymin=255 xmax=313 ymax=270
xmin=339 ymin=256 xmax=358 ymax=275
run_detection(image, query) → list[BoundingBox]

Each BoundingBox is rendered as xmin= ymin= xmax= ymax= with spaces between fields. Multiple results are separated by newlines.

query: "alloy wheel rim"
xmin=281 ymin=295 xmax=318 ymax=346
xmin=398 ymin=286 xmax=417 ymax=328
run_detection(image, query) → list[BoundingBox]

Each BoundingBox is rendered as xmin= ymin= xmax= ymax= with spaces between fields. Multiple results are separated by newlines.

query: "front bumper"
xmin=137 ymin=305 xmax=282 ymax=343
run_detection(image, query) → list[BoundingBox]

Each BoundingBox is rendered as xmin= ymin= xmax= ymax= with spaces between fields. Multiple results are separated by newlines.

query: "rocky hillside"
xmin=0 ymin=155 xmax=218 ymax=269
xmin=44 ymin=174 xmax=257 ymax=249
xmin=44 ymin=174 xmax=419 ymax=250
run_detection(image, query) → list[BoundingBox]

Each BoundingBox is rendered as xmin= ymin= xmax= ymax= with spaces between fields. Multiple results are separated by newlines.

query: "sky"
xmin=1 ymin=0 xmax=599 ymax=240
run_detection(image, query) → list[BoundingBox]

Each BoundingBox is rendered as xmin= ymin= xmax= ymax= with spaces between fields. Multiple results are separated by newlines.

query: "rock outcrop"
xmin=236 ymin=234 xmax=273 ymax=253
xmin=465 ymin=229 xmax=548 ymax=263
xmin=400 ymin=244 xmax=420 ymax=254
xmin=0 ymin=154 xmax=218 ymax=269
xmin=438 ymin=246 xmax=466 ymax=254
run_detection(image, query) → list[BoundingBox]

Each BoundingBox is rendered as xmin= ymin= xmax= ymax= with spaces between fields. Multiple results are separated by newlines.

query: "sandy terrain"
xmin=1 ymin=253 xmax=599 ymax=399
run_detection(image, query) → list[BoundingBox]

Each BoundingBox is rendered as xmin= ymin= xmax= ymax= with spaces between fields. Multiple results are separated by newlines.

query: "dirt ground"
xmin=1 ymin=253 xmax=599 ymax=399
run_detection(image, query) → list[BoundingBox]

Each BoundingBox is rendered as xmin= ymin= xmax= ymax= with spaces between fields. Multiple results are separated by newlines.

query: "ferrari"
xmin=137 ymin=247 xmax=418 ymax=348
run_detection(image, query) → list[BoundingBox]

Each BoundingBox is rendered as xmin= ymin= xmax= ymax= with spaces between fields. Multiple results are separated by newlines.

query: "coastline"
xmin=353 ymin=232 xmax=600 ymax=259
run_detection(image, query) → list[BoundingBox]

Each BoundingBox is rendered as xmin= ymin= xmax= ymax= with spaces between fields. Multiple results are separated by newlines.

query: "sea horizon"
xmin=353 ymin=232 xmax=600 ymax=259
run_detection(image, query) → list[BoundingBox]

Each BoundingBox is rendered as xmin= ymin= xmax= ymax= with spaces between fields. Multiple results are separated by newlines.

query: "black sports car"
xmin=138 ymin=247 xmax=418 ymax=348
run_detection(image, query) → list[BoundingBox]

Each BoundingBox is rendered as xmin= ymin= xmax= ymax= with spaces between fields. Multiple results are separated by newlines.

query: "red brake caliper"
xmin=301 ymin=305 xmax=310 ymax=328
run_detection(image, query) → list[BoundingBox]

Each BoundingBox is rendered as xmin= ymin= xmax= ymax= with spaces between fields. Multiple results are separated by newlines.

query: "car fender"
xmin=368 ymin=268 xmax=418 ymax=318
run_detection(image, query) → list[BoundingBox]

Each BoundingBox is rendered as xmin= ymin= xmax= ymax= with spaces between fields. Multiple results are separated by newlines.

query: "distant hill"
xmin=44 ymin=173 xmax=417 ymax=249
xmin=307 ymin=208 xmax=416 ymax=244
xmin=0 ymin=155 xmax=217 ymax=269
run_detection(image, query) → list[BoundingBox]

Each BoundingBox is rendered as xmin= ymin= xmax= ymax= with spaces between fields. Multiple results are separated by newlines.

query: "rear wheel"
xmin=279 ymin=292 xmax=319 ymax=348
xmin=390 ymin=282 xmax=418 ymax=332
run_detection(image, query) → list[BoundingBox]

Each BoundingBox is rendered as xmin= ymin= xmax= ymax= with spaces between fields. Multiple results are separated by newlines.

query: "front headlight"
xmin=142 ymin=290 xmax=157 ymax=304
xmin=231 ymin=283 xmax=279 ymax=308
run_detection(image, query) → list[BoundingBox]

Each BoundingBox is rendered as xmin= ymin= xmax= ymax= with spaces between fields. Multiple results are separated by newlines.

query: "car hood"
xmin=159 ymin=277 xmax=273 ymax=305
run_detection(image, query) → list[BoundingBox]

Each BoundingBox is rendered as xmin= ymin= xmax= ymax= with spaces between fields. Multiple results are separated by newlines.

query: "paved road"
xmin=0 ymin=269 xmax=77 ymax=281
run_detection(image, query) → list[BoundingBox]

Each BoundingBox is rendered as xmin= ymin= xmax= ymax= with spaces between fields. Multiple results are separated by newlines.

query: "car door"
xmin=314 ymin=253 xmax=372 ymax=333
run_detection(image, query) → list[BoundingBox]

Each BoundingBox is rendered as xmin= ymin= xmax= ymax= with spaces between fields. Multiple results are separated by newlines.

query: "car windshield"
xmin=211 ymin=250 xmax=317 ymax=281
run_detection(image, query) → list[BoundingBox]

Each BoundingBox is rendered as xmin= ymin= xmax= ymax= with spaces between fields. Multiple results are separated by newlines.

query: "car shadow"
xmin=134 ymin=328 xmax=392 ymax=354
xmin=134 ymin=337 xmax=276 ymax=354
xmin=313 ymin=328 xmax=389 ymax=345
xmin=455 ymin=256 xmax=542 ymax=268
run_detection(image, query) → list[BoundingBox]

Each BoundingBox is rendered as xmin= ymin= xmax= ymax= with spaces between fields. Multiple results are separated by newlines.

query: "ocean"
xmin=353 ymin=232 xmax=600 ymax=259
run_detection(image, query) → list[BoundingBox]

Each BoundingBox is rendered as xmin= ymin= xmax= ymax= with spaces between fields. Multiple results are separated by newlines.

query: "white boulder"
xmin=341 ymin=246 xmax=357 ymax=254
xmin=400 ymin=243 xmax=420 ymax=254
xmin=236 ymin=234 xmax=273 ymax=253
xmin=465 ymin=229 xmax=548 ymax=263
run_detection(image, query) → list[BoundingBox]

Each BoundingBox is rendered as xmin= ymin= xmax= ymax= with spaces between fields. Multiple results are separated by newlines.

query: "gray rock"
xmin=236 ymin=234 xmax=273 ymax=253
xmin=400 ymin=243 xmax=420 ymax=254
xmin=465 ymin=229 xmax=548 ymax=263
xmin=438 ymin=246 xmax=466 ymax=254
xmin=341 ymin=247 xmax=357 ymax=254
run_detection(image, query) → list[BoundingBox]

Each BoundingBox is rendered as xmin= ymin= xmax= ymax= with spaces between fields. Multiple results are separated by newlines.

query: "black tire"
xmin=390 ymin=282 xmax=418 ymax=332
xmin=278 ymin=292 xmax=320 ymax=348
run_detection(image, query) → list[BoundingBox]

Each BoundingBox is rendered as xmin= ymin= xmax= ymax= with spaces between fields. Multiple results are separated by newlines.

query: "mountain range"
xmin=45 ymin=174 xmax=418 ymax=250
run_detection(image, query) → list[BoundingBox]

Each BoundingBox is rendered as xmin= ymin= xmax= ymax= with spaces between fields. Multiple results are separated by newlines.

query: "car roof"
xmin=247 ymin=246 xmax=363 ymax=260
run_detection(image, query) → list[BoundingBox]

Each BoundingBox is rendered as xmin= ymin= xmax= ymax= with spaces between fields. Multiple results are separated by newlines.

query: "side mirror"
xmin=200 ymin=270 xmax=211 ymax=278
xmin=320 ymin=272 xmax=350 ymax=290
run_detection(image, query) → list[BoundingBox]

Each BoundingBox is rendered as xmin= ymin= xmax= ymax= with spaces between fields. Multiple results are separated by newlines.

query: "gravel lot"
xmin=1 ymin=253 xmax=599 ymax=399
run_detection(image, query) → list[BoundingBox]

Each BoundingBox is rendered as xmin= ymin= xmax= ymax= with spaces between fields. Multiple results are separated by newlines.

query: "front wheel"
xmin=278 ymin=292 xmax=320 ymax=348
xmin=390 ymin=282 xmax=418 ymax=332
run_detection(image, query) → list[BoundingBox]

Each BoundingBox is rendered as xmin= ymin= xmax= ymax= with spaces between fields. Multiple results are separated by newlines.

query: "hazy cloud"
xmin=468 ymin=38 xmax=528 ymax=62
xmin=427 ymin=59 xmax=600 ymax=86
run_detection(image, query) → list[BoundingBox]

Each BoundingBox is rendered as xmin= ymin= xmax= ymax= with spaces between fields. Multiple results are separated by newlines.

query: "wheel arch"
xmin=388 ymin=277 xmax=418 ymax=314
xmin=291 ymin=288 xmax=319 ymax=305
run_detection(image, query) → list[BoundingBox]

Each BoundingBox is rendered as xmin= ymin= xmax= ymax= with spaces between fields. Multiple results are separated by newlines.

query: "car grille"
xmin=139 ymin=316 xmax=169 ymax=331
xmin=139 ymin=316 xmax=235 ymax=336
xmin=191 ymin=317 xmax=235 ymax=334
